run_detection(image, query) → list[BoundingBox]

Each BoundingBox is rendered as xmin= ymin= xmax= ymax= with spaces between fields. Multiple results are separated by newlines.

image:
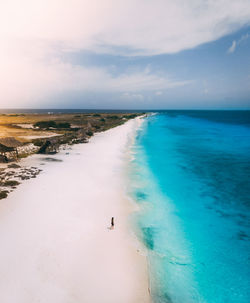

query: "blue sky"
xmin=60 ymin=25 xmax=250 ymax=109
xmin=0 ymin=0 xmax=250 ymax=109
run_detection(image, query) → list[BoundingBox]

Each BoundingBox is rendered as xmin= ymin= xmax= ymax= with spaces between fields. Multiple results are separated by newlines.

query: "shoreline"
xmin=0 ymin=117 xmax=151 ymax=303
xmin=0 ymin=112 xmax=146 ymax=201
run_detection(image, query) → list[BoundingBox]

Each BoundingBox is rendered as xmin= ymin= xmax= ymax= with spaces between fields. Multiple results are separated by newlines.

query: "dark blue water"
xmin=129 ymin=111 xmax=250 ymax=303
xmin=0 ymin=108 xmax=147 ymax=114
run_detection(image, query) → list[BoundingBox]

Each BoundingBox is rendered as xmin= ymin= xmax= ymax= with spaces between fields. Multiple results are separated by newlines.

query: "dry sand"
xmin=0 ymin=118 xmax=150 ymax=303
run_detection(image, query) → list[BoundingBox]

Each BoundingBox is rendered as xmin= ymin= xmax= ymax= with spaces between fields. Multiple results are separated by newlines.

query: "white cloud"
xmin=228 ymin=40 xmax=237 ymax=53
xmin=238 ymin=32 xmax=250 ymax=43
xmin=0 ymin=0 xmax=250 ymax=106
xmin=1 ymin=0 xmax=250 ymax=56
xmin=227 ymin=32 xmax=250 ymax=53
xmin=121 ymin=93 xmax=144 ymax=101
xmin=0 ymin=43 xmax=190 ymax=107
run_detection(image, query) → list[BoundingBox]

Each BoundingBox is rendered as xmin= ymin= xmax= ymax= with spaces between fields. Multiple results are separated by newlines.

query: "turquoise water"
xmin=129 ymin=111 xmax=250 ymax=303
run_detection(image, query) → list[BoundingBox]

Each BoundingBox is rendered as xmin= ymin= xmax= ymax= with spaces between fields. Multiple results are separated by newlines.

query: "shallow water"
xmin=129 ymin=111 xmax=250 ymax=303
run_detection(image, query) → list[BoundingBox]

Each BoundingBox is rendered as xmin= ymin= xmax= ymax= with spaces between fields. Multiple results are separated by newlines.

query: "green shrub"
xmin=34 ymin=121 xmax=57 ymax=128
xmin=86 ymin=130 xmax=93 ymax=136
xmin=34 ymin=121 xmax=71 ymax=129
xmin=3 ymin=180 xmax=20 ymax=187
xmin=107 ymin=115 xmax=119 ymax=119
xmin=127 ymin=114 xmax=137 ymax=119
xmin=0 ymin=191 xmax=8 ymax=199
xmin=56 ymin=122 xmax=71 ymax=129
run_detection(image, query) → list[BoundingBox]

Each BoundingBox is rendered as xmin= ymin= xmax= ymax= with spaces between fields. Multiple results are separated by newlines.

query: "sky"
xmin=0 ymin=0 xmax=250 ymax=109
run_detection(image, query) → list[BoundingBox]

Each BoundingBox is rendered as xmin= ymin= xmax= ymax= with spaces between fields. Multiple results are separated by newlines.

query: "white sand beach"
xmin=0 ymin=118 xmax=150 ymax=303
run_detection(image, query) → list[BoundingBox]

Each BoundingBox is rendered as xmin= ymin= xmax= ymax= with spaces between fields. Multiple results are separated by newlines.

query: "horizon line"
xmin=0 ymin=108 xmax=250 ymax=112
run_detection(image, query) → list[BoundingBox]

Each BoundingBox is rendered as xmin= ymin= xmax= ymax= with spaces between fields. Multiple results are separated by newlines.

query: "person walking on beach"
xmin=111 ymin=217 xmax=114 ymax=229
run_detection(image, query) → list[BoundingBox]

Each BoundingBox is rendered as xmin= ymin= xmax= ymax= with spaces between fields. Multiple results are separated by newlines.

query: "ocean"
xmin=0 ymin=108 xmax=147 ymax=114
xmin=129 ymin=111 xmax=250 ymax=303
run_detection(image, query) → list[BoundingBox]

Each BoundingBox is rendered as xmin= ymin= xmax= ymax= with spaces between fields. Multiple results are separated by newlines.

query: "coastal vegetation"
xmin=0 ymin=180 xmax=20 ymax=187
xmin=0 ymin=112 xmax=143 ymax=157
xmin=0 ymin=190 xmax=8 ymax=199
xmin=34 ymin=121 xmax=71 ymax=129
xmin=0 ymin=112 xmax=144 ymax=199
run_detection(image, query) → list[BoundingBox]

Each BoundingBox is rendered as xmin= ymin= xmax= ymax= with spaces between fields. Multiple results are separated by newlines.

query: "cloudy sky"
xmin=1 ymin=0 xmax=250 ymax=109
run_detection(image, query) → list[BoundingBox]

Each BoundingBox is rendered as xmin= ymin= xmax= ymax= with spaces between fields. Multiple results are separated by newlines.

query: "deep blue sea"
xmin=129 ymin=111 xmax=250 ymax=303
